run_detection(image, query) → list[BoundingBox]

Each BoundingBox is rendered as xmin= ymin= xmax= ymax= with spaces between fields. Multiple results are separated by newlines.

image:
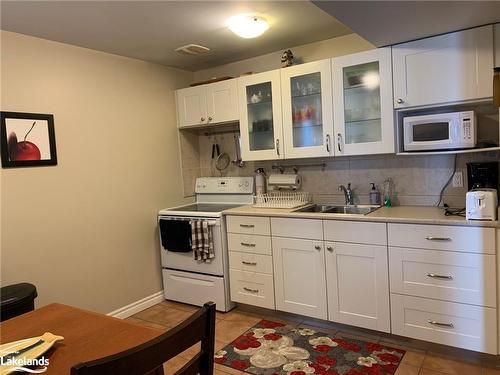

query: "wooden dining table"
xmin=0 ymin=303 xmax=164 ymax=374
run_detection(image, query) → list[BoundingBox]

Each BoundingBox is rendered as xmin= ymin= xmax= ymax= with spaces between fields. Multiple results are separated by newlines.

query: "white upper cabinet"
xmin=176 ymin=85 xmax=207 ymax=128
xmin=280 ymin=60 xmax=334 ymax=158
xmin=332 ymin=48 xmax=395 ymax=156
xmin=176 ymin=79 xmax=239 ymax=128
xmin=206 ymin=79 xmax=239 ymax=124
xmin=392 ymin=25 xmax=494 ymax=108
xmin=239 ymin=70 xmax=284 ymax=161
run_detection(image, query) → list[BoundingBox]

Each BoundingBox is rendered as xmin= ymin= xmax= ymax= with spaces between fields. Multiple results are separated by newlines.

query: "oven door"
xmin=403 ymin=116 xmax=458 ymax=151
xmin=158 ymin=216 xmax=224 ymax=276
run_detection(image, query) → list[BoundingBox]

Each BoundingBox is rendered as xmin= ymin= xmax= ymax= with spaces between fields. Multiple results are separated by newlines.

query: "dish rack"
xmin=254 ymin=192 xmax=312 ymax=209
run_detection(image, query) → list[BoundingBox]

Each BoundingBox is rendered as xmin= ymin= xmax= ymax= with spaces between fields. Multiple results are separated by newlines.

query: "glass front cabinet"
xmin=280 ymin=59 xmax=334 ymax=158
xmin=239 ymin=70 xmax=284 ymax=161
xmin=332 ymin=48 xmax=394 ymax=156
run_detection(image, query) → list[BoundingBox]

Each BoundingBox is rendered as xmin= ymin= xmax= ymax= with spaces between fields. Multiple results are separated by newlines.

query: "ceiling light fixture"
xmin=227 ymin=14 xmax=269 ymax=39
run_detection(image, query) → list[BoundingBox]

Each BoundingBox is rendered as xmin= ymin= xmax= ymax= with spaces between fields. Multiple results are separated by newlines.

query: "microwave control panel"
xmin=460 ymin=111 xmax=474 ymax=140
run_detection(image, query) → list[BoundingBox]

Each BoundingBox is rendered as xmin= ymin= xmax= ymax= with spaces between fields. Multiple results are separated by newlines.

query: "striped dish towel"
xmin=190 ymin=219 xmax=214 ymax=262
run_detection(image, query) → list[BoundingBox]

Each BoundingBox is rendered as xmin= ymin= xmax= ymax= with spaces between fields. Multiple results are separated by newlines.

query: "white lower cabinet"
xmin=391 ymin=294 xmax=497 ymax=354
xmin=272 ymin=237 xmax=327 ymax=319
xmin=229 ymin=269 xmax=275 ymax=309
xmin=389 ymin=247 xmax=496 ymax=307
xmin=325 ymin=241 xmax=391 ymax=332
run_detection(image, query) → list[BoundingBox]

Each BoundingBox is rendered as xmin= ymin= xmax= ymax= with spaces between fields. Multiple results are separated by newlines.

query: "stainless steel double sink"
xmin=294 ymin=204 xmax=380 ymax=215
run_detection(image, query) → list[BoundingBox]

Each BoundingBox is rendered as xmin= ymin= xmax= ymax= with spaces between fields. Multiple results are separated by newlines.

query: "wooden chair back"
xmin=71 ymin=302 xmax=216 ymax=375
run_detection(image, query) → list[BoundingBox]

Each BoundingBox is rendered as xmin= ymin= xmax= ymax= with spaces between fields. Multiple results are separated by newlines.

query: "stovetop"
xmin=165 ymin=203 xmax=244 ymax=213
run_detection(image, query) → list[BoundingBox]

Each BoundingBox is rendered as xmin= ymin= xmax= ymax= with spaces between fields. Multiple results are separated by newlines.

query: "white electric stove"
xmin=158 ymin=177 xmax=254 ymax=312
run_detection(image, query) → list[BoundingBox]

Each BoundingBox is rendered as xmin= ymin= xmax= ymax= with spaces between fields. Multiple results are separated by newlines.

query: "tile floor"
xmin=126 ymin=300 xmax=500 ymax=375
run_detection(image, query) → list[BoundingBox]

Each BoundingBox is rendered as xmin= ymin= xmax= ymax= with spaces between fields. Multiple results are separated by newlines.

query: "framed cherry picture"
xmin=1 ymin=111 xmax=57 ymax=168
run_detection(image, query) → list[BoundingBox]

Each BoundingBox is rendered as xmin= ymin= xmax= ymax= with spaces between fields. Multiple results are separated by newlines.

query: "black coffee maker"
xmin=467 ymin=162 xmax=499 ymax=191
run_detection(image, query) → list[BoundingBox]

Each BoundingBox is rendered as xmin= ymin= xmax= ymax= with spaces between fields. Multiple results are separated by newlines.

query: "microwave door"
xmin=405 ymin=120 xmax=454 ymax=151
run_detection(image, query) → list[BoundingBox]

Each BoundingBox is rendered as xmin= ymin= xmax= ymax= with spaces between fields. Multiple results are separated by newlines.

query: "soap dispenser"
xmin=369 ymin=183 xmax=381 ymax=205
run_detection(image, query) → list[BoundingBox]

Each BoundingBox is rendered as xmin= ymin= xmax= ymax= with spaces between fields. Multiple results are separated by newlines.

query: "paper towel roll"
xmin=268 ymin=174 xmax=302 ymax=190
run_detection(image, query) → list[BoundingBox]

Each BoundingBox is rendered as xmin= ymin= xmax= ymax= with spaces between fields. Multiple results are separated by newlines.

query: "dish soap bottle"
xmin=383 ymin=178 xmax=392 ymax=207
xmin=369 ymin=183 xmax=381 ymax=205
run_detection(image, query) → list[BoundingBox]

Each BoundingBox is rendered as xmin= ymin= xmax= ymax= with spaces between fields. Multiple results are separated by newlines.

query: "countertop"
xmin=223 ymin=205 xmax=500 ymax=228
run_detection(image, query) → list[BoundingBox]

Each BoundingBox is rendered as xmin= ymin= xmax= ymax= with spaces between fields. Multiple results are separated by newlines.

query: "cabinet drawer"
xmin=227 ymin=233 xmax=272 ymax=255
xmin=391 ymin=294 xmax=497 ymax=354
xmin=226 ymin=215 xmax=270 ymax=235
xmin=388 ymin=223 xmax=495 ymax=254
xmin=229 ymin=269 xmax=275 ymax=309
xmin=229 ymin=251 xmax=273 ymax=274
xmin=271 ymin=218 xmax=322 ymax=239
xmin=389 ymin=247 xmax=496 ymax=307
xmin=324 ymin=220 xmax=387 ymax=245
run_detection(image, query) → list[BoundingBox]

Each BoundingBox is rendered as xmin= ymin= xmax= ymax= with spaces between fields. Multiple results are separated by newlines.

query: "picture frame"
xmin=0 ymin=111 xmax=57 ymax=168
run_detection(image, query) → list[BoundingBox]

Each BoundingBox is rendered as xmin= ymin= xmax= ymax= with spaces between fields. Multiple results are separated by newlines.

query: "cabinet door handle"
xmin=242 ymin=261 xmax=257 ymax=266
xmin=201 ymin=117 xmax=206 ymax=122
xmin=240 ymin=242 xmax=256 ymax=247
xmin=314 ymin=245 xmax=321 ymax=250
xmin=337 ymin=133 xmax=343 ymax=153
xmin=239 ymin=224 xmax=255 ymax=228
xmin=243 ymin=287 xmax=259 ymax=293
xmin=326 ymin=246 xmax=333 ymax=252
xmin=397 ymin=98 xmax=404 ymax=104
xmin=427 ymin=273 xmax=453 ymax=280
xmin=276 ymin=139 xmax=280 ymax=156
xmin=425 ymin=236 xmax=451 ymax=241
xmin=427 ymin=319 xmax=454 ymax=328
xmin=208 ymin=116 xmax=213 ymax=122
xmin=326 ymin=134 xmax=331 ymax=153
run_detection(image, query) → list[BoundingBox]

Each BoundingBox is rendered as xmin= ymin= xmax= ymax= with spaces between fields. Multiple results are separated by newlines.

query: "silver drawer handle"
xmin=243 ymin=287 xmax=259 ymax=293
xmin=242 ymin=261 xmax=257 ymax=266
xmin=425 ymin=236 xmax=451 ymax=241
xmin=427 ymin=319 xmax=454 ymax=328
xmin=240 ymin=242 xmax=256 ymax=247
xmin=239 ymin=224 xmax=255 ymax=228
xmin=427 ymin=273 xmax=453 ymax=280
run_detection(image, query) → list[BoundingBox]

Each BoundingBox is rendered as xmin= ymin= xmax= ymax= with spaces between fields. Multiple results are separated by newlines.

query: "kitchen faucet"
xmin=338 ymin=183 xmax=354 ymax=205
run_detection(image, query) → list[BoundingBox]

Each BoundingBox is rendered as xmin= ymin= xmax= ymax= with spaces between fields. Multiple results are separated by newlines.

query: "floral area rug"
xmin=215 ymin=319 xmax=405 ymax=375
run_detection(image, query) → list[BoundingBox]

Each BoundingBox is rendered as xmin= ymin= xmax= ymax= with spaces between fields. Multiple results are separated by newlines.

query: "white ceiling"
xmin=313 ymin=1 xmax=500 ymax=47
xmin=0 ymin=1 xmax=353 ymax=71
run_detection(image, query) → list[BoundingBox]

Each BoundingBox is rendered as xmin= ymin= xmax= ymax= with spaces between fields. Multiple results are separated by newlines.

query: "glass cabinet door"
xmin=246 ymin=81 xmax=274 ymax=151
xmin=342 ymin=61 xmax=382 ymax=145
xmin=239 ymin=70 xmax=283 ymax=161
xmin=281 ymin=60 xmax=333 ymax=158
xmin=332 ymin=48 xmax=394 ymax=156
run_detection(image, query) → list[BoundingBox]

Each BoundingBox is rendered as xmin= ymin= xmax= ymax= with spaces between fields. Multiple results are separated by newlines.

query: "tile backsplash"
xmin=179 ymin=127 xmax=499 ymax=207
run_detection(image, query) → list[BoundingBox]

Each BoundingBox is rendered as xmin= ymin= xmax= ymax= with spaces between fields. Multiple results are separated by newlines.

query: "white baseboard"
xmin=107 ymin=291 xmax=164 ymax=319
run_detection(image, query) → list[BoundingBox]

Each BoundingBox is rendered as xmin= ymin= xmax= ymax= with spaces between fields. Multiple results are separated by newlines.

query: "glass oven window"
xmin=412 ymin=122 xmax=449 ymax=142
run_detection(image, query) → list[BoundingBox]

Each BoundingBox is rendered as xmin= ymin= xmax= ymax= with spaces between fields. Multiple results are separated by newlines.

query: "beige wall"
xmin=0 ymin=31 xmax=193 ymax=313
xmin=193 ymin=33 xmax=374 ymax=82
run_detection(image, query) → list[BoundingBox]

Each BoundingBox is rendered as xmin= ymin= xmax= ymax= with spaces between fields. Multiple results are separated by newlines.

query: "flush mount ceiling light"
xmin=227 ymin=14 xmax=269 ymax=39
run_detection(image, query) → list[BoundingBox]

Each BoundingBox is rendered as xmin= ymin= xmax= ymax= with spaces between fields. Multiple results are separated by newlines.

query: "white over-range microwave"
xmin=403 ymin=111 xmax=476 ymax=151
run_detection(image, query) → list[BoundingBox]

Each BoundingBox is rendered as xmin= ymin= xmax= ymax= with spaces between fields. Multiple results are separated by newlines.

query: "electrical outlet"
xmin=452 ymin=171 xmax=464 ymax=188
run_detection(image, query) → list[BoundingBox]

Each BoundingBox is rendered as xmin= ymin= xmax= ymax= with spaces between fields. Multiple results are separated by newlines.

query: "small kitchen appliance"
xmin=466 ymin=189 xmax=498 ymax=221
xmin=465 ymin=162 xmax=499 ymax=221
xmin=158 ymin=177 xmax=254 ymax=312
xmin=403 ymin=110 xmax=476 ymax=151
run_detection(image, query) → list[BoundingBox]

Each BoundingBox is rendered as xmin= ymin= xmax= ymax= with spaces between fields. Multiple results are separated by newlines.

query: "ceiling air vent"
xmin=174 ymin=44 xmax=210 ymax=55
